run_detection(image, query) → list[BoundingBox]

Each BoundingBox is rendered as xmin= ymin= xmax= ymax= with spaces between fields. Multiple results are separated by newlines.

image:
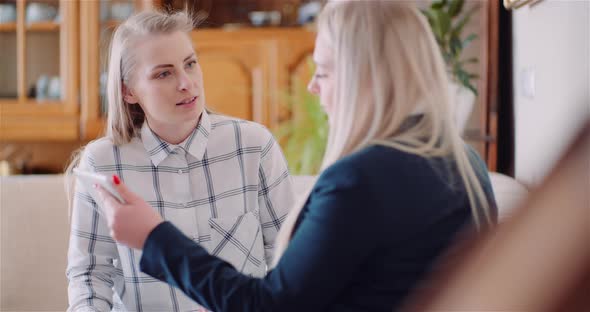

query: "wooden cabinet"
xmin=0 ymin=1 xmax=315 ymax=142
xmin=196 ymin=38 xmax=278 ymax=125
xmin=0 ymin=0 xmax=79 ymax=141
xmin=191 ymin=28 xmax=315 ymax=130
xmin=79 ymin=9 xmax=316 ymax=139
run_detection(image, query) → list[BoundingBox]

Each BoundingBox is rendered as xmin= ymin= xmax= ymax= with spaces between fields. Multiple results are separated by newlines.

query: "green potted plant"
xmin=421 ymin=0 xmax=480 ymax=132
xmin=274 ymin=63 xmax=328 ymax=176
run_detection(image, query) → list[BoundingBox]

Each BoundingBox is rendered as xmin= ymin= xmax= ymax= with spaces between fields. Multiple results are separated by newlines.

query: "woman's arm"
xmin=138 ymin=164 xmax=381 ymax=312
xmin=98 ymin=162 xmax=380 ymax=312
xmin=67 ymin=152 xmax=120 ymax=311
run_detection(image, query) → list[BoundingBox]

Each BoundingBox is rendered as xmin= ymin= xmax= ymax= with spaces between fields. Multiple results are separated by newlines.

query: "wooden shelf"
xmin=0 ymin=100 xmax=79 ymax=141
xmin=0 ymin=114 xmax=79 ymax=141
xmin=0 ymin=23 xmax=17 ymax=32
xmin=26 ymin=22 xmax=60 ymax=32
xmin=0 ymin=100 xmax=75 ymax=115
xmin=0 ymin=22 xmax=60 ymax=33
xmin=1 ymin=99 xmax=63 ymax=105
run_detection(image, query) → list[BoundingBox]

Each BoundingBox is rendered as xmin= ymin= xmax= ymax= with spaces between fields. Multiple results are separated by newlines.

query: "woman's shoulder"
xmin=76 ymin=137 xmax=114 ymax=169
xmin=83 ymin=137 xmax=115 ymax=158
xmin=82 ymin=136 xmax=143 ymax=166
xmin=307 ymin=146 xmax=412 ymax=221
xmin=209 ymin=113 xmax=275 ymax=145
xmin=327 ymin=145 xmax=416 ymax=173
xmin=318 ymin=146 xmax=403 ymax=186
xmin=316 ymin=145 xmax=434 ymax=196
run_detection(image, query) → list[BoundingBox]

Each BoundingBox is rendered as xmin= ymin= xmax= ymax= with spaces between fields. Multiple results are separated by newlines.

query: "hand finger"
xmin=95 ymin=184 xmax=122 ymax=226
xmin=95 ymin=185 xmax=121 ymax=211
xmin=94 ymin=184 xmax=109 ymax=203
xmin=94 ymin=184 xmax=113 ymax=203
xmin=111 ymin=175 xmax=139 ymax=203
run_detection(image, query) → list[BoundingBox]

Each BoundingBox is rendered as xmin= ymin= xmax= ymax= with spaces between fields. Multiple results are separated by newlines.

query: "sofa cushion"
xmin=489 ymin=172 xmax=529 ymax=221
xmin=1 ymin=175 xmax=69 ymax=311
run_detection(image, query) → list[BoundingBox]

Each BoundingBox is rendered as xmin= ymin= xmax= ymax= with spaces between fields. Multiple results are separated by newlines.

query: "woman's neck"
xmin=148 ymin=113 xmax=202 ymax=145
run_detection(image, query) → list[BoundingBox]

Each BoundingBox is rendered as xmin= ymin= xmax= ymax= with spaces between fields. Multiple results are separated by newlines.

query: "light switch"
xmin=520 ymin=67 xmax=536 ymax=99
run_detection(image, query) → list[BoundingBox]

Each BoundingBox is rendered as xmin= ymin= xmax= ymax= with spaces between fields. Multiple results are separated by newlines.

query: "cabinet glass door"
xmin=0 ymin=1 xmax=17 ymax=100
xmin=25 ymin=0 xmax=61 ymax=102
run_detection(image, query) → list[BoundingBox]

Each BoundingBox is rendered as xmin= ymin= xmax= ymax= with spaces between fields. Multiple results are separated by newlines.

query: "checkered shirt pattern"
xmin=67 ymin=111 xmax=294 ymax=311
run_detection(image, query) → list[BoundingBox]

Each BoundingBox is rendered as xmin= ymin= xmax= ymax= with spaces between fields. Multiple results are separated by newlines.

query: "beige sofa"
xmin=0 ymin=174 xmax=527 ymax=312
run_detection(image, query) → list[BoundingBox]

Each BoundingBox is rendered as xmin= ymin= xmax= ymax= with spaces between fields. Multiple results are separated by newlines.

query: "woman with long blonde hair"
xmin=95 ymin=2 xmax=497 ymax=311
xmin=66 ymin=10 xmax=294 ymax=312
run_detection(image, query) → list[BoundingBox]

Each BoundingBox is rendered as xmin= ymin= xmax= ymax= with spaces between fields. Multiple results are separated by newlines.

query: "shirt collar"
xmin=141 ymin=110 xmax=211 ymax=167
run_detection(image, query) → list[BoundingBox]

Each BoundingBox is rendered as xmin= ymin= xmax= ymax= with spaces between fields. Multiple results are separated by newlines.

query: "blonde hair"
xmin=273 ymin=1 xmax=493 ymax=264
xmin=65 ymin=10 xmax=196 ymax=213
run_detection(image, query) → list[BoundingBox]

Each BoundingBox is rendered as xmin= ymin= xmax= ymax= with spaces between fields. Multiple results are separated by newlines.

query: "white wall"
xmin=512 ymin=0 xmax=590 ymax=187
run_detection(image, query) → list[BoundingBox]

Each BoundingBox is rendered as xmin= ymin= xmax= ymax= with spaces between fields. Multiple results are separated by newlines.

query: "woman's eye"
xmin=157 ymin=71 xmax=171 ymax=79
xmin=186 ymin=60 xmax=197 ymax=68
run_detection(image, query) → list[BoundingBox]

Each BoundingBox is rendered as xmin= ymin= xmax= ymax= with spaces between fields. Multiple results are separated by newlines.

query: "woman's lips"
xmin=176 ymin=96 xmax=197 ymax=107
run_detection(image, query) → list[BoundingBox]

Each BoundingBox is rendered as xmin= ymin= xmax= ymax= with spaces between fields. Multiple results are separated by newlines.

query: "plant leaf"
xmin=451 ymin=5 xmax=478 ymax=39
xmin=448 ymin=0 xmax=464 ymax=17
xmin=455 ymin=69 xmax=478 ymax=96
xmin=462 ymin=33 xmax=478 ymax=49
xmin=435 ymin=10 xmax=451 ymax=41
xmin=458 ymin=57 xmax=479 ymax=65
xmin=450 ymin=36 xmax=462 ymax=59
xmin=466 ymin=82 xmax=478 ymax=96
xmin=421 ymin=9 xmax=436 ymax=26
xmin=430 ymin=14 xmax=444 ymax=42
xmin=432 ymin=0 xmax=448 ymax=10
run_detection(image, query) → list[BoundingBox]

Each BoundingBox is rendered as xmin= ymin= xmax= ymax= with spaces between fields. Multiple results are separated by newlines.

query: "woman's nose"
xmin=177 ymin=71 xmax=192 ymax=91
xmin=308 ymin=78 xmax=319 ymax=95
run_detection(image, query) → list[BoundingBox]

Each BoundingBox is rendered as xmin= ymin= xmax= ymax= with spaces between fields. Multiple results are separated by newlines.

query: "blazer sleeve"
xmin=140 ymin=163 xmax=381 ymax=312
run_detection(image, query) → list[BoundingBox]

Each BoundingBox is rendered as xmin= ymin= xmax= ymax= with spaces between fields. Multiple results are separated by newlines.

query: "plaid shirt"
xmin=67 ymin=111 xmax=294 ymax=311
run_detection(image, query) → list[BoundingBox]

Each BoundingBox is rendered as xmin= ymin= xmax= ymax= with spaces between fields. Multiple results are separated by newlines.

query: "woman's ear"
xmin=122 ymin=83 xmax=139 ymax=105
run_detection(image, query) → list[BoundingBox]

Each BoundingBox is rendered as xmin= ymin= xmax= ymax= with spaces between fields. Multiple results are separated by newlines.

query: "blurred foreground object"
xmin=406 ymin=120 xmax=590 ymax=311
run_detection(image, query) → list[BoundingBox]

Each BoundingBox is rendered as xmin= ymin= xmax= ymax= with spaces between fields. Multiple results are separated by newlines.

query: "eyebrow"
xmin=313 ymin=58 xmax=330 ymax=68
xmin=150 ymin=53 xmax=196 ymax=71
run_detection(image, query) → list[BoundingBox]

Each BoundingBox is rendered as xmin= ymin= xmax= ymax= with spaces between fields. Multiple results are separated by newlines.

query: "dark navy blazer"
xmin=140 ymin=144 xmax=497 ymax=312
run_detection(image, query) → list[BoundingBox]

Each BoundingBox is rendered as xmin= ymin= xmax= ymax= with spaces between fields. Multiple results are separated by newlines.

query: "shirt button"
xmin=178 ymin=169 xmax=183 ymax=174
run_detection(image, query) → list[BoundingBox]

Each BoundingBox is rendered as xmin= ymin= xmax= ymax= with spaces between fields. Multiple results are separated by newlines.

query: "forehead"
xmin=133 ymin=31 xmax=194 ymax=67
xmin=313 ymin=31 xmax=333 ymax=66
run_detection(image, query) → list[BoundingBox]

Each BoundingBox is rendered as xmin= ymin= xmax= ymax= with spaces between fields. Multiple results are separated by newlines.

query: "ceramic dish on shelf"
xmin=26 ymin=3 xmax=58 ymax=24
xmin=0 ymin=4 xmax=16 ymax=24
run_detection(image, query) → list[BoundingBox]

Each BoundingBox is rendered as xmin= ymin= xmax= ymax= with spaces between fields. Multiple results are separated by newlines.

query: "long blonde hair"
xmin=273 ymin=1 xmax=493 ymax=264
xmin=65 ymin=11 xmax=196 ymax=212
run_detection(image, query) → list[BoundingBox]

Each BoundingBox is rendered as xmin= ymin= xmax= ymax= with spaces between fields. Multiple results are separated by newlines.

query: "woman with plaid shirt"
xmin=66 ymin=11 xmax=294 ymax=312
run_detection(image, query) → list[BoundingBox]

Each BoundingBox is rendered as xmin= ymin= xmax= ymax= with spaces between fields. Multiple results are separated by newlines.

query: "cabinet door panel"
xmin=199 ymin=55 xmax=253 ymax=121
xmin=0 ymin=32 xmax=17 ymax=99
xmin=194 ymin=37 xmax=278 ymax=127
